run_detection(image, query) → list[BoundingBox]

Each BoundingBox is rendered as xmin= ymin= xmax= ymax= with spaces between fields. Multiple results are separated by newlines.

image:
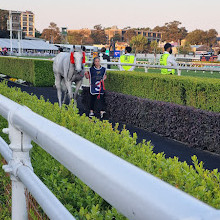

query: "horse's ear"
xmin=81 ymin=45 xmax=86 ymax=52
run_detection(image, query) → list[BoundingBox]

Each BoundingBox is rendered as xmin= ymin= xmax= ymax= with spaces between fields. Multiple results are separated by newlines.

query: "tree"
xmin=130 ymin=35 xmax=148 ymax=53
xmin=111 ymin=33 xmax=121 ymax=42
xmin=206 ymin=29 xmax=218 ymax=46
xmin=68 ymin=30 xmax=94 ymax=45
xmin=186 ymin=29 xmax=206 ymax=45
xmin=178 ymin=42 xmax=192 ymax=57
xmin=150 ymin=40 xmax=162 ymax=54
xmin=90 ymin=25 xmax=107 ymax=44
xmin=94 ymin=24 xmax=102 ymax=30
xmin=0 ymin=9 xmax=8 ymax=31
xmin=0 ymin=9 xmax=9 ymax=38
xmin=68 ymin=32 xmax=82 ymax=45
xmin=41 ymin=22 xmax=61 ymax=43
xmin=186 ymin=29 xmax=218 ymax=46
xmin=123 ymin=29 xmax=136 ymax=43
xmin=35 ymin=29 xmax=41 ymax=38
xmin=153 ymin=21 xmax=188 ymax=42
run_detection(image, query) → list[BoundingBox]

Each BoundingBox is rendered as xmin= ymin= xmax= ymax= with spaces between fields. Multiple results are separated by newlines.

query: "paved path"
xmin=2 ymin=79 xmax=220 ymax=171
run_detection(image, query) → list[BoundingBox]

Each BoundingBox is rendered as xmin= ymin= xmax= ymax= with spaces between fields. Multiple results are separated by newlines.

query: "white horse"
xmin=53 ymin=46 xmax=85 ymax=107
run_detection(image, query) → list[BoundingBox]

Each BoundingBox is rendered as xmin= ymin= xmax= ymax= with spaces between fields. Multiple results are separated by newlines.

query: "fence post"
xmin=145 ymin=67 xmax=148 ymax=73
xmin=2 ymin=112 xmax=33 ymax=220
xmin=177 ymin=68 xmax=181 ymax=76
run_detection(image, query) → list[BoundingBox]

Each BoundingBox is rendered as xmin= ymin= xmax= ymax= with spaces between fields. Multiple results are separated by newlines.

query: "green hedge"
xmin=105 ymin=71 xmax=220 ymax=112
xmin=0 ymin=57 xmax=54 ymax=87
xmin=0 ymin=81 xmax=220 ymax=219
xmin=1 ymin=57 xmax=219 ymax=112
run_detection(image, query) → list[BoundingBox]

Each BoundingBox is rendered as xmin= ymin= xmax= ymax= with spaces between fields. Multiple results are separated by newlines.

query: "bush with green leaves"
xmin=0 ymin=81 xmax=220 ymax=219
xmin=1 ymin=57 xmax=219 ymax=112
xmin=0 ymin=57 xmax=54 ymax=87
xmin=105 ymin=71 xmax=220 ymax=112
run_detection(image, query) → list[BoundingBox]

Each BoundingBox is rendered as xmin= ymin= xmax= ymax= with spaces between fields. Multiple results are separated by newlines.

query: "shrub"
xmin=82 ymin=88 xmax=220 ymax=154
xmin=0 ymin=81 xmax=220 ymax=219
xmin=105 ymin=71 xmax=220 ymax=112
xmin=0 ymin=57 xmax=54 ymax=87
xmin=1 ymin=56 xmax=220 ymax=112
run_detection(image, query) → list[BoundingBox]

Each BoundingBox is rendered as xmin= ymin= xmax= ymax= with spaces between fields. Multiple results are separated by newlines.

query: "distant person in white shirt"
xmin=119 ymin=46 xmax=136 ymax=71
xmin=160 ymin=43 xmax=177 ymax=75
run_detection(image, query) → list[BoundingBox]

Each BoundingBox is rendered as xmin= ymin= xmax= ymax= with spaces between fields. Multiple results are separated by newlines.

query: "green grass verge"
xmin=0 ymin=81 xmax=220 ymax=219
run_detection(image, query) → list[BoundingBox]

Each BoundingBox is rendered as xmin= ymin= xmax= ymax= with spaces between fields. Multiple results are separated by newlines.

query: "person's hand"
xmin=85 ymin=71 xmax=89 ymax=79
xmin=103 ymin=74 xmax=107 ymax=81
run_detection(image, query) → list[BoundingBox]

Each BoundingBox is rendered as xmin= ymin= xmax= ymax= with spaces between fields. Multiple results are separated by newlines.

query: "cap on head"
xmin=164 ymin=43 xmax=172 ymax=51
xmin=125 ymin=46 xmax=132 ymax=53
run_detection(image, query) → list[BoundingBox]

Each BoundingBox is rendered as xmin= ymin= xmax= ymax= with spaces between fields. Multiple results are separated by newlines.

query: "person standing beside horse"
xmin=85 ymin=57 xmax=107 ymax=119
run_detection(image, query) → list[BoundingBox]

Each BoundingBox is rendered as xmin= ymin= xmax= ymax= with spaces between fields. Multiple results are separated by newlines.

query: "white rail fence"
xmin=0 ymin=94 xmax=220 ymax=220
xmin=86 ymin=60 xmax=220 ymax=76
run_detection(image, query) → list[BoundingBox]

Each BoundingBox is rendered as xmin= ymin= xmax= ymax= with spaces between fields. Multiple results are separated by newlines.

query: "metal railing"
xmin=1 ymin=94 xmax=220 ymax=220
xmin=86 ymin=60 xmax=220 ymax=76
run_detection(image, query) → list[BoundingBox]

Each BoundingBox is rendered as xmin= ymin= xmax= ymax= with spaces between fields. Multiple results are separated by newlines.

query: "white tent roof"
xmin=0 ymin=38 xmax=58 ymax=51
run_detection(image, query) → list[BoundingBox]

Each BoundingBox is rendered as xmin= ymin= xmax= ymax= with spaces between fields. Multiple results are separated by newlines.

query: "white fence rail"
xmin=87 ymin=60 xmax=220 ymax=75
xmin=1 ymin=94 xmax=220 ymax=220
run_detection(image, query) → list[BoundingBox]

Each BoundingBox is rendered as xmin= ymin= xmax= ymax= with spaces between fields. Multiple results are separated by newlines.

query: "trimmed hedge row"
xmin=1 ymin=57 xmax=219 ymax=112
xmin=0 ymin=57 xmax=54 ymax=87
xmin=0 ymin=81 xmax=220 ymax=219
xmin=82 ymin=88 xmax=220 ymax=154
xmin=105 ymin=71 xmax=220 ymax=112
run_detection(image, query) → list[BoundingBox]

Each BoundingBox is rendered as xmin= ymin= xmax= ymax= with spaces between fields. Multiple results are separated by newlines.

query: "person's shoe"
xmin=100 ymin=111 xmax=106 ymax=119
xmin=89 ymin=112 xmax=94 ymax=118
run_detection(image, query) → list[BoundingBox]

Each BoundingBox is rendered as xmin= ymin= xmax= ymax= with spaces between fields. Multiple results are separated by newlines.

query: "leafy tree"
xmin=41 ymin=22 xmax=61 ymax=43
xmin=94 ymin=24 xmax=102 ymax=30
xmin=186 ymin=29 xmax=207 ymax=45
xmin=137 ymin=27 xmax=151 ymax=31
xmin=206 ymin=29 xmax=218 ymax=46
xmin=35 ymin=29 xmax=41 ymax=38
xmin=130 ymin=35 xmax=148 ymax=53
xmin=150 ymin=40 xmax=162 ymax=55
xmin=0 ymin=9 xmax=8 ymax=31
xmin=186 ymin=29 xmax=218 ymax=46
xmin=68 ymin=30 xmax=94 ymax=45
xmin=153 ymin=21 xmax=188 ymax=42
xmin=178 ymin=42 xmax=192 ymax=56
xmin=111 ymin=33 xmax=121 ymax=42
xmin=90 ymin=25 xmax=107 ymax=44
xmin=123 ymin=29 xmax=136 ymax=43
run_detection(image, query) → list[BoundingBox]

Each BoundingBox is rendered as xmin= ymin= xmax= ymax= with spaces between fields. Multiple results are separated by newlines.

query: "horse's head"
xmin=71 ymin=45 xmax=86 ymax=73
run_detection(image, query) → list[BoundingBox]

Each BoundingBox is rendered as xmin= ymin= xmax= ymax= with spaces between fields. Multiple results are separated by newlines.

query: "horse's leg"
xmin=74 ymin=80 xmax=82 ymax=102
xmin=62 ymin=90 xmax=68 ymax=104
xmin=55 ymin=74 xmax=62 ymax=107
xmin=66 ymin=80 xmax=73 ymax=104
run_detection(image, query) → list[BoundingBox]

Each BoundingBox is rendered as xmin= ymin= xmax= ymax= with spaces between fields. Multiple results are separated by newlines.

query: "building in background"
xmin=20 ymin=11 xmax=35 ymax=38
xmin=105 ymin=26 xmax=162 ymax=44
xmin=0 ymin=9 xmax=35 ymax=38
xmin=68 ymin=26 xmax=162 ymax=45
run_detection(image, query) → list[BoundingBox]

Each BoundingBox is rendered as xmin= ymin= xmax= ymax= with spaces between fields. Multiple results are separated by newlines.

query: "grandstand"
xmin=0 ymin=38 xmax=58 ymax=54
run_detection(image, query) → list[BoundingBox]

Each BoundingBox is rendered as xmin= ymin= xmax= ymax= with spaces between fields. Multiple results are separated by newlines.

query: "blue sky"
xmin=1 ymin=0 xmax=220 ymax=34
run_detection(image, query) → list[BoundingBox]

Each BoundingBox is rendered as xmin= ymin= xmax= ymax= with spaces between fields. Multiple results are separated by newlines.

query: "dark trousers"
xmin=90 ymin=94 xmax=106 ymax=111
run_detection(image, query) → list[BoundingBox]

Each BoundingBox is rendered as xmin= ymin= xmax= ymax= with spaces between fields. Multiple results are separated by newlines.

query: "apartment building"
xmin=105 ymin=26 xmax=162 ymax=43
xmin=0 ymin=9 xmax=35 ymax=38
xmin=20 ymin=11 xmax=35 ymax=37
